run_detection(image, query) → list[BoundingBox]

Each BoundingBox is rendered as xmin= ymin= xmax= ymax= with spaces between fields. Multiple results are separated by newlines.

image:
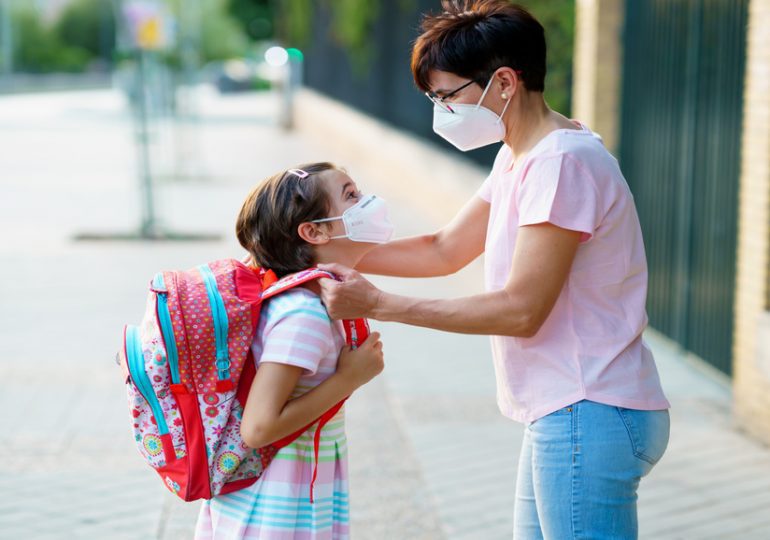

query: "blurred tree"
xmin=54 ymin=0 xmax=116 ymax=67
xmin=227 ymin=0 xmax=275 ymax=41
xmin=11 ymin=5 xmax=89 ymax=73
xmin=516 ymin=0 xmax=575 ymax=115
xmin=279 ymin=0 xmax=386 ymax=76
xmin=328 ymin=0 xmax=380 ymax=74
xmin=199 ymin=0 xmax=251 ymax=61
xmin=279 ymin=0 xmax=313 ymax=48
xmin=278 ymin=0 xmax=573 ymax=110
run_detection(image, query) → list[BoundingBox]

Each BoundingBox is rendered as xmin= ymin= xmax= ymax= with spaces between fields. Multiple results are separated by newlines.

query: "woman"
xmin=318 ymin=1 xmax=670 ymax=539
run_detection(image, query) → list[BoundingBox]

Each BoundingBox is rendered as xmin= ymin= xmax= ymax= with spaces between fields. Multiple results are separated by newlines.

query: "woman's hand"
xmin=335 ymin=332 xmax=384 ymax=389
xmin=318 ymin=263 xmax=384 ymax=320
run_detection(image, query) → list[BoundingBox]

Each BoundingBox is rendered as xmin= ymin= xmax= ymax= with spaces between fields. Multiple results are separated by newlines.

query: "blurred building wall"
xmin=734 ymin=0 xmax=770 ymax=445
xmin=572 ymin=0 xmax=623 ymax=155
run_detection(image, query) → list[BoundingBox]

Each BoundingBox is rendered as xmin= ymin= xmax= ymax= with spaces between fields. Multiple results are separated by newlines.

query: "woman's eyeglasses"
xmin=425 ymin=70 xmax=523 ymax=114
xmin=424 ymin=79 xmax=476 ymax=114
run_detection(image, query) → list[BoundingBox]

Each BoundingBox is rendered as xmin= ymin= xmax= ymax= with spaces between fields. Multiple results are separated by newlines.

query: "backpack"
xmin=117 ymin=259 xmax=369 ymax=502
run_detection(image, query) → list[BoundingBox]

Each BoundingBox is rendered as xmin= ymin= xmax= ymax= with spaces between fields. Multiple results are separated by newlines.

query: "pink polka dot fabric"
xmin=164 ymin=259 xmax=253 ymax=394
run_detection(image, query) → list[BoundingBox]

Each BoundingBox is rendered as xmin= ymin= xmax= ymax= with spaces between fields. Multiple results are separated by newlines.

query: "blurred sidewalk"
xmin=1 ymin=88 xmax=769 ymax=540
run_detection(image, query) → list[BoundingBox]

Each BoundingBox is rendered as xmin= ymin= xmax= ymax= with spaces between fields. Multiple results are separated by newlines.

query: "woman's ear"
xmin=495 ymin=67 xmax=519 ymax=101
xmin=297 ymin=222 xmax=330 ymax=245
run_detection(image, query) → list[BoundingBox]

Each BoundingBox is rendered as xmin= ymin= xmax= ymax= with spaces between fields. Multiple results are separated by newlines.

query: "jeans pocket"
xmin=617 ymin=407 xmax=670 ymax=465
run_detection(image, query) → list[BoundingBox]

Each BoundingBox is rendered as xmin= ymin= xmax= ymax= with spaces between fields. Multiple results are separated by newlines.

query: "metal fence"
xmin=619 ymin=0 xmax=749 ymax=375
xmin=300 ymin=0 xmax=500 ymax=169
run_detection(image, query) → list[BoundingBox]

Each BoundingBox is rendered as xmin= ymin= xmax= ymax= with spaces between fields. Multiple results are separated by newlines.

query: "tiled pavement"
xmin=2 ymin=89 xmax=770 ymax=539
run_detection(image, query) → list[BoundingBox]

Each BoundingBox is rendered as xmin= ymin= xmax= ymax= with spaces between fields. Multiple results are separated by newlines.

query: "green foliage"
xmin=54 ymin=0 xmax=116 ymax=60
xmin=277 ymin=0 xmax=574 ymax=99
xmin=280 ymin=0 xmax=314 ymax=48
xmin=328 ymin=0 xmax=380 ymax=75
xmin=199 ymin=0 xmax=251 ymax=61
xmin=516 ymin=0 xmax=575 ymax=115
xmin=227 ymin=0 xmax=275 ymax=40
xmin=164 ymin=0 xmax=251 ymax=62
xmin=11 ymin=5 xmax=90 ymax=73
xmin=277 ymin=0 xmax=382 ymax=75
xmin=10 ymin=0 xmax=250 ymax=73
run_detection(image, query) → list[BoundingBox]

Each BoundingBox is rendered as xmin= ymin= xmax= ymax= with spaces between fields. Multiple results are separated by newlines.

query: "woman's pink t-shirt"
xmin=478 ymin=123 xmax=670 ymax=423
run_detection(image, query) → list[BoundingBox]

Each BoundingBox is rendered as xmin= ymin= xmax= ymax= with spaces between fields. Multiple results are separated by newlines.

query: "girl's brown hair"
xmin=236 ymin=162 xmax=338 ymax=277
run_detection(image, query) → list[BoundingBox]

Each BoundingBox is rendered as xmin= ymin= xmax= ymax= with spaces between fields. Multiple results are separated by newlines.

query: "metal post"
xmin=0 ymin=0 xmax=13 ymax=76
xmin=174 ymin=0 xmax=202 ymax=179
xmin=280 ymin=51 xmax=303 ymax=130
xmin=279 ymin=62 xmax=292 ymax=130
xmin=136 ymin=50 xmax=157 ymax=238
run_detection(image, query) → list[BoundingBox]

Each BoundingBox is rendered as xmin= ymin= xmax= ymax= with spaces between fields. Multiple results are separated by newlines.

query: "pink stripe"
xmin=262 ymin=340 xmax=325 ymax=355
xmin=259 ymin=357 xmax=317 ymax=372
xmin=270 ymin=316 xmax=330 ymax=332
xmin=265 ymin=328 xmax=330 ymax=345
xmin=199 ymin=506 xmax=344 ymax=539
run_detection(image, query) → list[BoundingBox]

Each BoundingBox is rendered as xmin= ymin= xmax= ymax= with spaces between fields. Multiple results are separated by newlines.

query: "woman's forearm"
xmin=363 ymin=225 xmax=580 ymax=337
xmin=355 ymin=233 xmax=457 ymax=277
xmin=320 ymin=225 xmax=578 ymax=339
xmin=372 ymin=289 xmax=541 ymax=337
xmin=356 ymin=195 xmax=489 ymax=277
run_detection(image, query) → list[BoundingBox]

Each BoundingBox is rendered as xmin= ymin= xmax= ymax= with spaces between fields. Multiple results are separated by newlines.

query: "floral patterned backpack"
xmin=117 ymin=259 xmax=369 ymax=501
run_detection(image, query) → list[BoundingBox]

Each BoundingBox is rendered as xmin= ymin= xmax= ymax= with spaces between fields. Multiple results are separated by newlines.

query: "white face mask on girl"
xmin=312 ymin=194 xmax=395 ymax=244
xmin=432 ymin=76 xmax=512 ymax=152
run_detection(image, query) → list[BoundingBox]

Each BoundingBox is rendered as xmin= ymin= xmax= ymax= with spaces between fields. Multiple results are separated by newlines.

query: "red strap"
xmin=261 ymin=268 xmax=335 ymax=301
xmin=253 ymin=267 xmax=371 ymax=503
xmin=271 ymin=319 xmax=369 ymax=503
xmin=308 ymin=400 xmax=346 ymax=502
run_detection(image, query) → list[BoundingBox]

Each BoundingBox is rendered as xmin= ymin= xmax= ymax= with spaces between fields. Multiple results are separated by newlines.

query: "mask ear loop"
xmin=474 ymin=76 xmax=496 ymax=111
xmin=477 ymin=69 xmax=518 ymax=122
xmin=311 ymin=216 xmax=347 ymax=240
xmin=310 ymin=193 xmax=374 ymax=241
xmin=496 ymin=93 xmax=513 ymax=125
xmin=495 ymin=71 xmax=519 ymax=125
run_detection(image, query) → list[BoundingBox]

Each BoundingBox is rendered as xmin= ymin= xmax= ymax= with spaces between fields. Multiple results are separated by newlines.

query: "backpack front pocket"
xmin=124 ymin=324 xmax=176 ymax=466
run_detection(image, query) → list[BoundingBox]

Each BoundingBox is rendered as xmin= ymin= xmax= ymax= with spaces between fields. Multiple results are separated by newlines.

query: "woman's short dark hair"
xmin=411 ymin=0 xmax=546 ymax=93
xmin=236 ymin=162 xmax=338 ymax=277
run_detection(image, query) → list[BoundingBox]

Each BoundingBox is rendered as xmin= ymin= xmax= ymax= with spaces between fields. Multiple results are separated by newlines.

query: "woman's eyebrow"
xmin=341 ymin=182 xmax=353 ymax=196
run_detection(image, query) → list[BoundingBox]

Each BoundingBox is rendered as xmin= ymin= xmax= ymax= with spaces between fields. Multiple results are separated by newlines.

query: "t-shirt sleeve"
xmin=477 ymin=174 xmax=493 ymax=202
xmin=477 ymin=143 xmax=511 ymax=203
xmin=516 ymin=153 xmax=600 ymax=242
xmin=257 ymin=293 xmax=334 ymax=375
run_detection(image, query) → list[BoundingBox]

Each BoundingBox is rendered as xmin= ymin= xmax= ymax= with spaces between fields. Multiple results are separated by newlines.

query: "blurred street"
xmin=2 ymin=88 xmax=770 ymax=540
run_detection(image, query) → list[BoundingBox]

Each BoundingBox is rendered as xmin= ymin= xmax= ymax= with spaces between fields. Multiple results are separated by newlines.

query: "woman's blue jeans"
xmin=513 ymin=400 xmax=670 ymax=540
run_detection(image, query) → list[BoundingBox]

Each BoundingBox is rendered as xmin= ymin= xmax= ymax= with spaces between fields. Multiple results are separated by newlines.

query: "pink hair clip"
xmin=287 ymin=168 xmax=310 ymax=179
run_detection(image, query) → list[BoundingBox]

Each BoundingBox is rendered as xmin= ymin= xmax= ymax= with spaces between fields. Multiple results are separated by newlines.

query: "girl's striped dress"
xmin=195 ymin=288 xmax=350 ymax=540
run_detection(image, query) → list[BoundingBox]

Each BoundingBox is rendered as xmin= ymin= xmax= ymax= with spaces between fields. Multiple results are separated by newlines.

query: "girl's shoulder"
xmin=262 ymin=287 xmax=330 ymax=325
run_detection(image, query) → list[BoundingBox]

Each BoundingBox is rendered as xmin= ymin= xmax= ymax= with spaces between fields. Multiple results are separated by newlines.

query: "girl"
xmin=195 ymin=162 xmax=390 ymax=539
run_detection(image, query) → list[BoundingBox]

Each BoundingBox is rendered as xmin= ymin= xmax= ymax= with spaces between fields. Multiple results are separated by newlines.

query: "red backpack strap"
xmin=263 ymin=268 xmax=371 ymax=502
xmin=260 ymin=268 xmax=335 ymax=301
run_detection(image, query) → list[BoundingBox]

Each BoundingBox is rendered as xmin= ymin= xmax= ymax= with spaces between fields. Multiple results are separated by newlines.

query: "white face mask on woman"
xmin=432 ymin=76 xmax=512 ymax=152
xmin=312 ymin=194 xmax=395 ymax=244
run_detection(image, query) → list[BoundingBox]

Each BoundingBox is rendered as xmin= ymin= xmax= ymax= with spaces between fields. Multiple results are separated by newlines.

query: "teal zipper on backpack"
xmin=152 ymin=273 xmax=181 ymax=385
xmin=198 ymin=264 xmax=231 ymax=381
xmin=125 ymin=325 xmax=170 ymax=436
